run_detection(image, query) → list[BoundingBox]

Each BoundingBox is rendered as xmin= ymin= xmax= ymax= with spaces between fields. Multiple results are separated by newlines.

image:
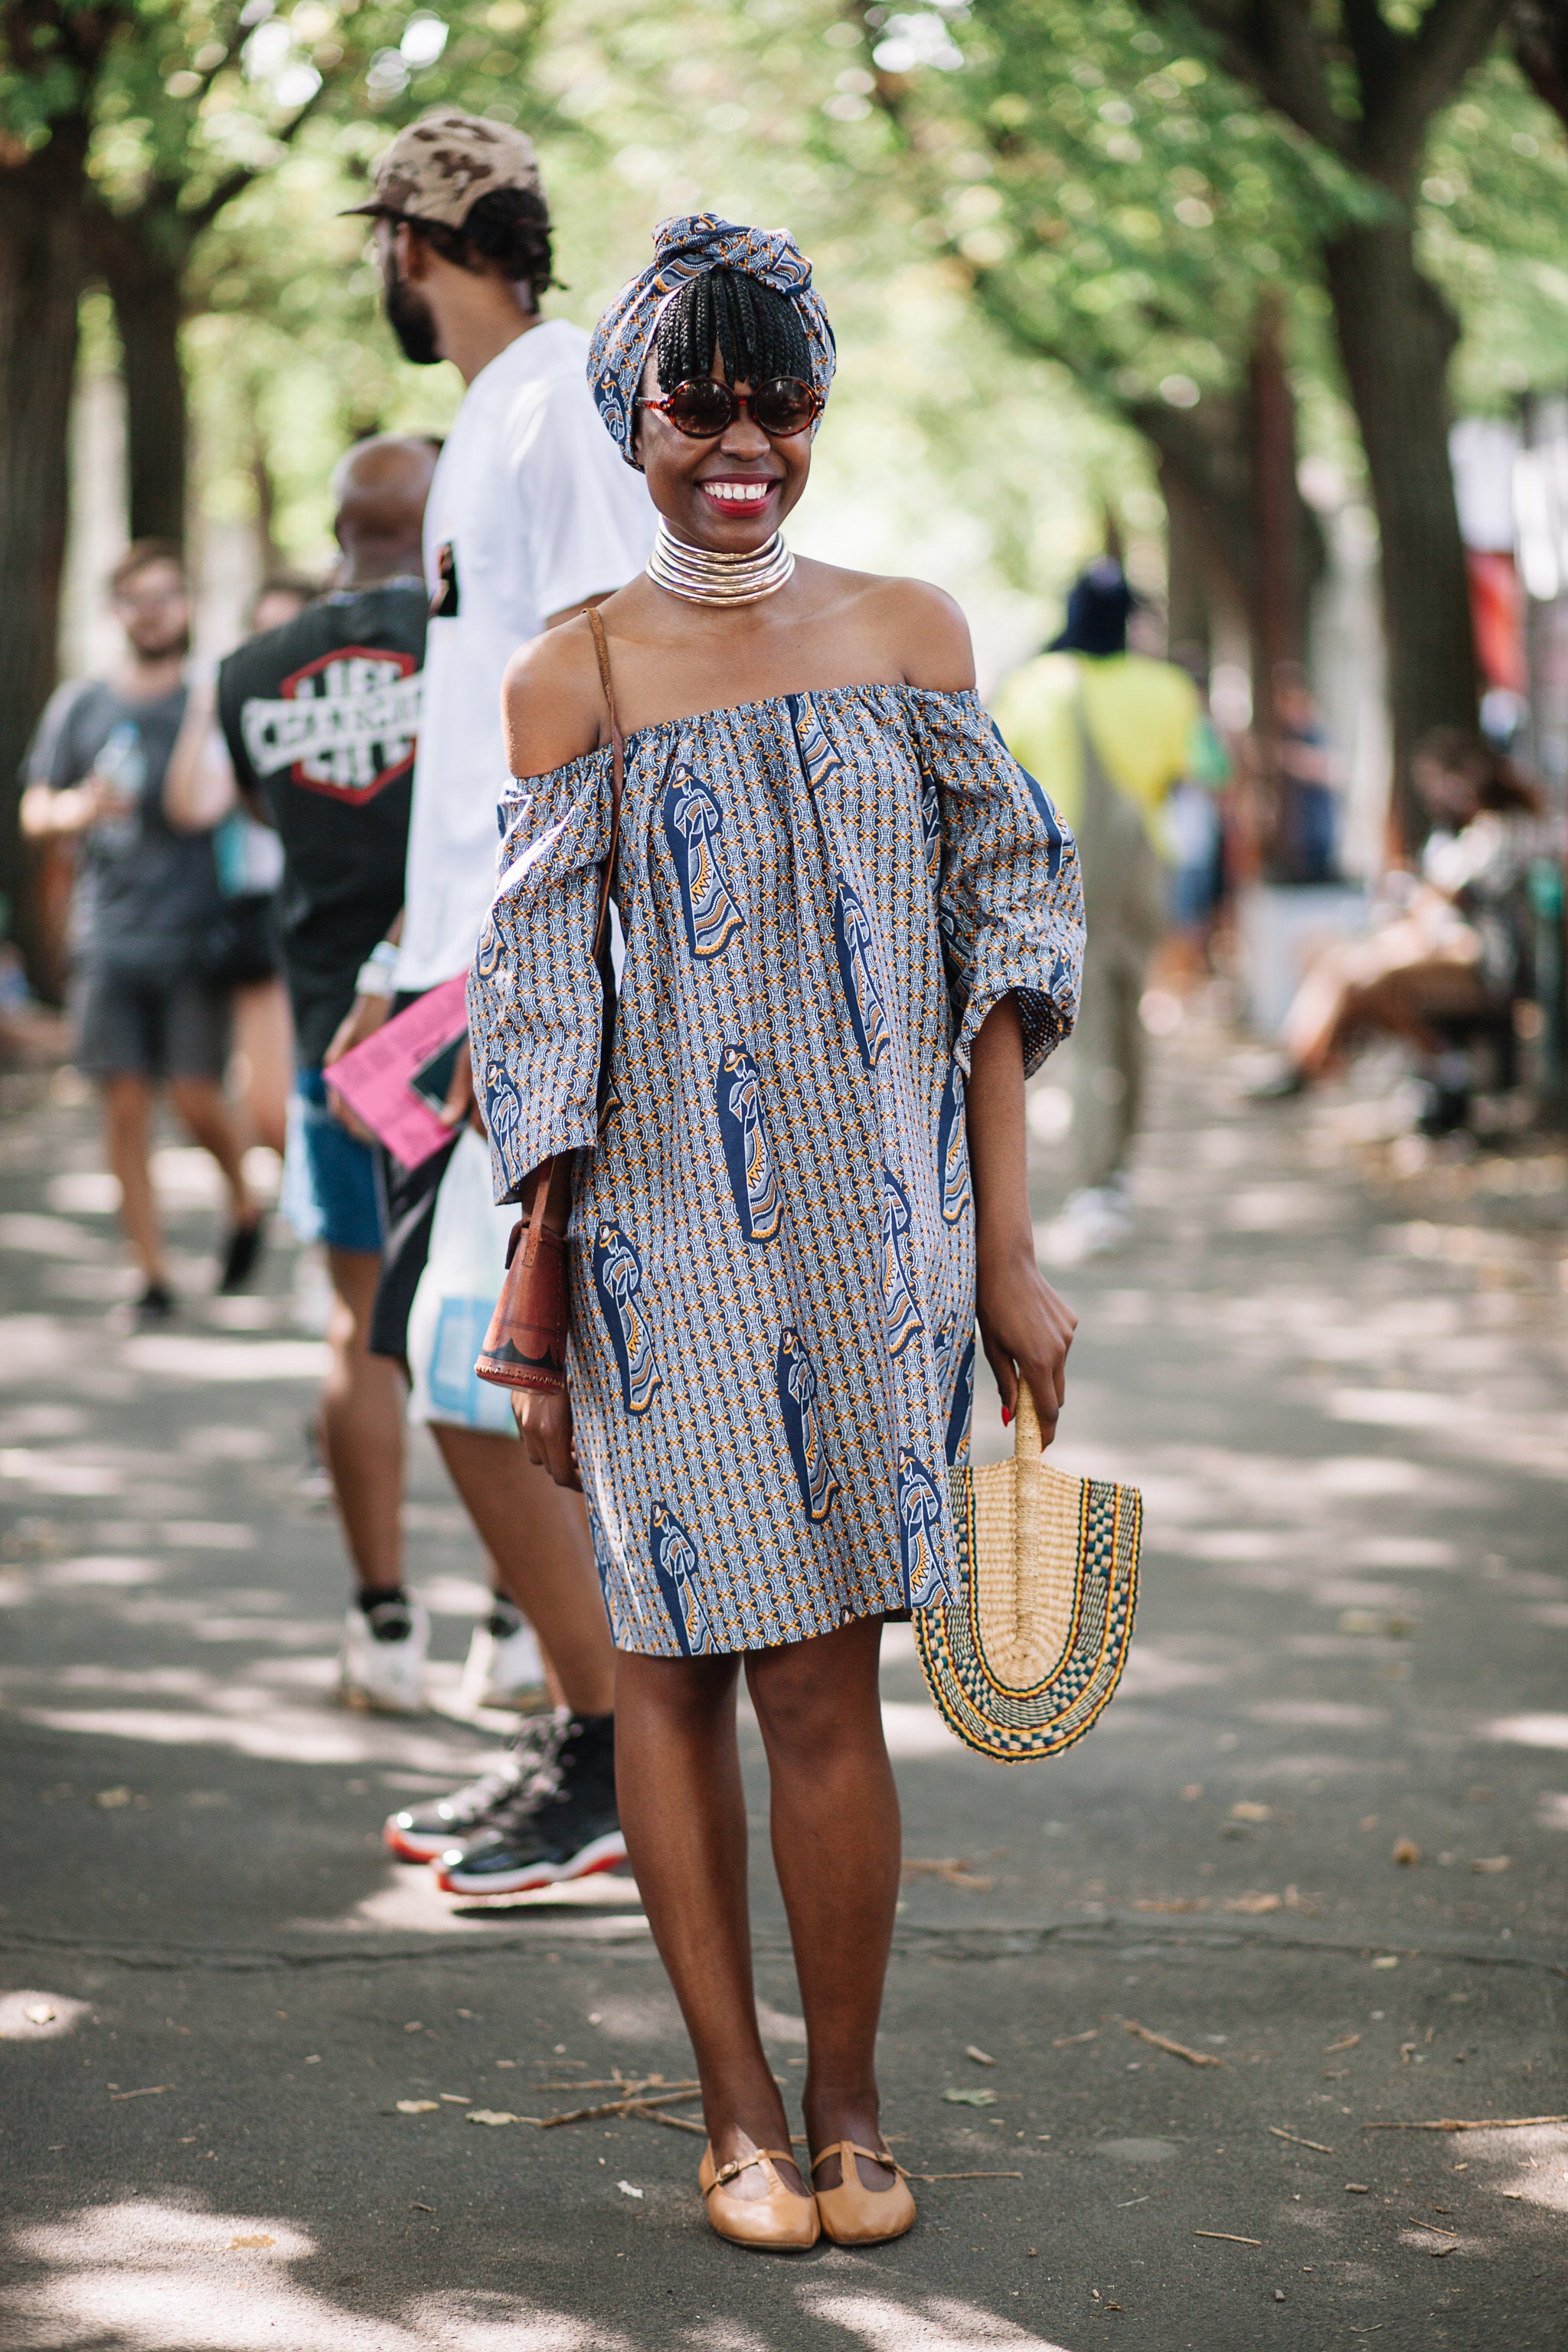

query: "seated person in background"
xmin=1254 ymin=729 xmax=1544 ymax=1112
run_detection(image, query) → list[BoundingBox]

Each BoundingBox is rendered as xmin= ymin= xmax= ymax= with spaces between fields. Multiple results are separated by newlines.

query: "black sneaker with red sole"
xmin=384 ymin=1753 xmax=526 ymax=1861
xmin=436 ymin=1712 xmax=624 ymax=1896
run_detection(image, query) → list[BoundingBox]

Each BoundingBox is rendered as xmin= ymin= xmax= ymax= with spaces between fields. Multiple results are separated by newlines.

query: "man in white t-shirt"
xmin=325 ymin=110 xmax=653 ymax=1893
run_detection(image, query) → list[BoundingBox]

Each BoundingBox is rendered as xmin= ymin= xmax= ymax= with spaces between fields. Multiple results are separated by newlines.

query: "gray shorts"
xmin=71 ymin=965 xmax=231 ymax=1083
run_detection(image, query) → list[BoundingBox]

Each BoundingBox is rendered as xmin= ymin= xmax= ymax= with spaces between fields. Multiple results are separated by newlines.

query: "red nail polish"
xmin=1001 ymin=1405 xmax=1012 ymax=1426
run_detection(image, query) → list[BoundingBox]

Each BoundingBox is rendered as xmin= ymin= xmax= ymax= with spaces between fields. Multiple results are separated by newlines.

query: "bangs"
xmin=654 ymin=266 xmax=812 ymax=391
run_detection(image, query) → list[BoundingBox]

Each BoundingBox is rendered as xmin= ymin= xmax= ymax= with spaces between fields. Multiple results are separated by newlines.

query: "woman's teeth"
xmin=704 ymin=482 xmax=773 ymax=506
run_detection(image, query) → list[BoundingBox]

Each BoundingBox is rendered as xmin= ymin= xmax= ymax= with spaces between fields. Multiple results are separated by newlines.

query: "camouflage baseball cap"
xmin=342 ymin=108 xmax=543 ymax=228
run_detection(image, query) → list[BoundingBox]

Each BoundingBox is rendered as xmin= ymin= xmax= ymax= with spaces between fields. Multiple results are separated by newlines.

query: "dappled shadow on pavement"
xmin=3 ymin=1037 xmax=1566 ymax=2349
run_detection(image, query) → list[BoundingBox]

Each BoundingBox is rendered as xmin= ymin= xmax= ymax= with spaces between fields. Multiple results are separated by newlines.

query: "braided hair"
xmin=655 ymin=266 xmax=812 ymax=391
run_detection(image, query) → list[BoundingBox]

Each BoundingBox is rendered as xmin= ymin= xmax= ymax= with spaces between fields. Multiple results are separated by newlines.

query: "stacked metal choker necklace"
xmin=646 ymin=519 xmax=794 ymax=605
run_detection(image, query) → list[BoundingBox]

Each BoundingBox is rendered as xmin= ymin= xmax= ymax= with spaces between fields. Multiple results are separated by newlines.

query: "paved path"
xmin=2 ymin=1032 xmax=1564 ymax=2350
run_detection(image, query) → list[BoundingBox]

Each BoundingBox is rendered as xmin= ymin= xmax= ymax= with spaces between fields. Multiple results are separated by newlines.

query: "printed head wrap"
xmin=587 ymin=213 xmax=836 ymax=467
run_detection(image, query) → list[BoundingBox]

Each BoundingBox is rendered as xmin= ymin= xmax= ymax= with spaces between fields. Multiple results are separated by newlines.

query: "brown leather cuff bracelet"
xmin=475 ymin=1158 xmax=569 ymax=1393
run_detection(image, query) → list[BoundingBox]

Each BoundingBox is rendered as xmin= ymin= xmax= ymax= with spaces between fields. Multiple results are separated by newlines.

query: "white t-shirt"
xmin=397 ymin=318 xmax=655 ymax=991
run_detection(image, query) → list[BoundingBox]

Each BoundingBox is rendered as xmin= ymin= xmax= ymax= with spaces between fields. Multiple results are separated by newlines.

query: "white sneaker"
xmin=338 ymin=1593 xmax=430 ymax=1715
xmin=1040 ymin=1181 xmax=1134 ymax=1265
xmin=459 ymin=1609 xmax=550 ymax=1714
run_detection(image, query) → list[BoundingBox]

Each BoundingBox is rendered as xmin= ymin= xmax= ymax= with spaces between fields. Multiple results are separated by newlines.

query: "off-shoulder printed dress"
xmin=467 ymin=685 xmax=1083 ymax=1657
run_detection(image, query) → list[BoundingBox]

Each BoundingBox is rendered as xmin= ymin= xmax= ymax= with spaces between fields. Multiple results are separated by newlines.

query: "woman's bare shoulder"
xmin=502 ymin=615 xmax=609 ymax=780
xmin=805 ymin=564 xmax=975 ymax=692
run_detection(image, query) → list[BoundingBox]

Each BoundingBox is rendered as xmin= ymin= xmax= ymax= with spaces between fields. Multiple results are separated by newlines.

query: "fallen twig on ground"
xmin=1268 ymin=2127 xmax=1334 ymax=2153
xmin=1194 ymin=2230 xmax=1262 ymax=2246
xmin=531 ymin=2078 xmax=699 ymax=2095
xmin=1406 ymin=2217 xmax=1459 ymax=2236
xmin=1122 ymin=2020 xmax=1225 ymax=2067
xmin=626 ymin=2105 xmax=705 ymax=2135
xmin=900 ymin=1855 xmax=998 ymax=1891
xmin=108 ymin=2086 xmax=171 ymax=2100
xmin=536 ymin=2086 xmax=704 ymax=2128
xmin=908 ymin=2170 xmax=1023 ymax=2181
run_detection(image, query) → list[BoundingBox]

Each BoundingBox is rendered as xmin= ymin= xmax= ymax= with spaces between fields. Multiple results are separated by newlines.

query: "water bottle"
xmin=91 ymin=724 xmax=146 ymax=854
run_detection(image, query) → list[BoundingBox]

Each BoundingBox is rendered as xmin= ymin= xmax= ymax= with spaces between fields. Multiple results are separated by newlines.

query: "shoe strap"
xmin=706 ymin=2147 xmax=802 ymax=2194
xmin=809 ymin=2139 xmax=909 ymax=2180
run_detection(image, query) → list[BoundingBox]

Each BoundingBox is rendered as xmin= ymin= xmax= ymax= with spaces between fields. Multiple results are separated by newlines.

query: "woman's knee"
xmin=616 ymin=1650 xmax=738 ymax=1731
xmin=748 ymin=1636 xmax=883 ymax=1764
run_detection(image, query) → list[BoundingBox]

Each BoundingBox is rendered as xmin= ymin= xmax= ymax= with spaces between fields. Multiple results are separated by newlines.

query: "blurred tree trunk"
xmin=1141 ymin=0 xmax=1508 ymax=845
xmin=1324 ymin=217 xmax=1477 ymax=844
xmin=0 ymin=122 xmax=91 ymax=969
xmin=88 ymin=202 xmax=190 ymax=544
xmin=250 ymin=412 xmax=283 ymax=576
xmin=1246 ymin=290 xmax=1304 ymax=736
xmin=111 ymin=248 xmax=188 ymax=543
xmin=1135 ymin=335 xmax=1319 ymax=694
xmin=1161 ymin=466 xmax=1214 ymax=667
xmin=1511 ymin=0 xmax=1568 ymax=119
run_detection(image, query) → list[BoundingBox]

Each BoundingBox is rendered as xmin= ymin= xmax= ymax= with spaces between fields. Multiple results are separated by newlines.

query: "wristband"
xmin=354 ymin=941 xmax=400 ymax=1000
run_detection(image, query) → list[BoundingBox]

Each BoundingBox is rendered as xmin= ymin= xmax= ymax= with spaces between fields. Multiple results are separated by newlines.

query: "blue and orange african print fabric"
xmin=468 ymin=684 xmax=1083 ymax=1655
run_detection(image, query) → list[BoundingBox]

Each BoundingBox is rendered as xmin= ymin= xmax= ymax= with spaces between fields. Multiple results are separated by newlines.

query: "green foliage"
xmin=15 ymin=0 xmax=1567 ymax=639
xmin=178 ymin=0 xmax=1155 ymax=632
xmin=1418 ymin=51 xmax=1568 ymax=409
xmin=881 ymin=0 xmax=1371 ymax=410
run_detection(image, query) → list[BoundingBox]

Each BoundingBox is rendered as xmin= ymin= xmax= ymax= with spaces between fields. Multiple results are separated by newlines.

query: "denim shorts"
xmin=280 ymin=1068 xmax=384 ymax=1255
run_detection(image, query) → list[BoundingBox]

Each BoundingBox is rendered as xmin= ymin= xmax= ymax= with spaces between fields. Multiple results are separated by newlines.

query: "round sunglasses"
xmin=635 ymin=375 xmax=822 ymax=441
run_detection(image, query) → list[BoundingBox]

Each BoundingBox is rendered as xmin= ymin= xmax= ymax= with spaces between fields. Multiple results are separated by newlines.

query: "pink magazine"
xmin=324 ymin=972 xmax=470 ymax=1170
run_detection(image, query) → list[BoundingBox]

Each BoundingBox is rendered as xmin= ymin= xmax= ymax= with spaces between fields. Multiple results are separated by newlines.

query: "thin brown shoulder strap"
xmin=586 ymin=605 xmax=621 ymax=743
xmin=585 ymin=606 xmax=623 ymax=959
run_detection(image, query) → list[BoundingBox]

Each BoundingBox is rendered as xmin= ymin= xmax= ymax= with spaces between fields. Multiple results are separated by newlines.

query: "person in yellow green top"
xmin=991 ymin=560 xmax=1209 ymax=1258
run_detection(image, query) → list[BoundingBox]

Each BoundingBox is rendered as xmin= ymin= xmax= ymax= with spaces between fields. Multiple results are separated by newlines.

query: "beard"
xmin=128 ymin=624 xmax=191 ymax=664
xmin=384 ymin=267 xmax=440 ymax=368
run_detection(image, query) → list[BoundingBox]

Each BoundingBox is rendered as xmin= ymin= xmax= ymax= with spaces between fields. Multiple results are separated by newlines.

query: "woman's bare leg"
xmin=614 ymin=1648 xmax=804 ymax=2197
xmin=102 ymin=1075 xmax=164 ymax=1284
xmin=746 ymin=1616 xmax=902 ymax=2190
xmin=1282 ymin=920 xmax=1467 ymax=1076
xmin=320 ymin=1246 xmax=404 ymax=1587
xmin=616 ymin=1616 xmax=901 ymax=2203
xmin=167 ymin=1076 xmax=256 ymax=1225
xmin=232 ymin=977 xmax=292 ymax=1156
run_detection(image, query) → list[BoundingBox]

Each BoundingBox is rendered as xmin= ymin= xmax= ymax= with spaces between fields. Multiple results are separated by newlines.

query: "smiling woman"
xmin=466 ymin=213 xmax=1085 ymax=2260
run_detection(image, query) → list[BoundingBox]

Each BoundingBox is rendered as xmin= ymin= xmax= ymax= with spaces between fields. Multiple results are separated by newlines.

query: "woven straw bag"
xmin=914 ymin=1381 xmax=1141 ymax=1762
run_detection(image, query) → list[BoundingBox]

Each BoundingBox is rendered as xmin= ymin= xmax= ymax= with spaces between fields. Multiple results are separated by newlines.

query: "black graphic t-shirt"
xmin=217 ymin=582 xmax=426 ymax=1063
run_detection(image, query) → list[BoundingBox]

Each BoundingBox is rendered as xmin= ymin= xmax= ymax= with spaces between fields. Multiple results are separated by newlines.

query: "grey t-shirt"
xmin=27 ymin=677 xmax=223 ymax=976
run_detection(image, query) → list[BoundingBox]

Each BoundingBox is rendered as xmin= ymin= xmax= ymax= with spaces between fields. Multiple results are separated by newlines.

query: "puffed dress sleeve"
xmin=912 ymin=688 xmax=1085 ymax=1079
xmin=466 ymin=746 xmax=614 ymax=1204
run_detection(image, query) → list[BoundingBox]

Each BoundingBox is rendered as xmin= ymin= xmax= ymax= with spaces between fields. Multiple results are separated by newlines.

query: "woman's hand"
xmin=512 ymin=1384 xmax=582 ymax=1491
xmin=976 ymin=1237 xmax=1077 ymax=1448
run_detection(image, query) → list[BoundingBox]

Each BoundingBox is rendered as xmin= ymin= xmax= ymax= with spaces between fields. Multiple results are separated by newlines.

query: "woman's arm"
xmin=966 ymin=994 xmax=1077 ymax=1446
xmin=164 ymin=679 xmax=241 ymax=832
xmin=508 ymin=1153 xmax=583 ymax=1491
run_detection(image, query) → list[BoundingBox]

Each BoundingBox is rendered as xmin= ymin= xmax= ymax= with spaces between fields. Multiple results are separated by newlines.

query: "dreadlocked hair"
xmin=655 ymin=266 xmax=812 ymax=392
